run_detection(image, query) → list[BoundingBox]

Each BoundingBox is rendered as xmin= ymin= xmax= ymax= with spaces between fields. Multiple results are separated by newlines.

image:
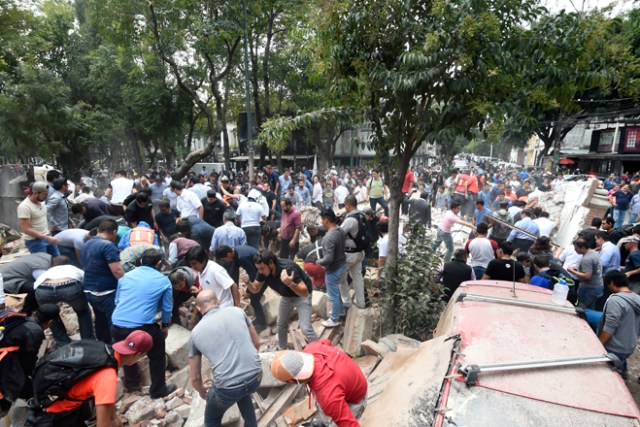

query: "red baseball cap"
xmin=112 ymin=330 xmax=153 ymax=355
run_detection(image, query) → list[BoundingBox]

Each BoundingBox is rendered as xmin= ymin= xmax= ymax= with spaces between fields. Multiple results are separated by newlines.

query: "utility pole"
xmin=242 ymin=0 xmax=254 ymax=183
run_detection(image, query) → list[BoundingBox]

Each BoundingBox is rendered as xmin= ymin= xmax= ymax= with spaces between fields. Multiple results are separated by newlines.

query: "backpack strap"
xmin=0 ymin=346 xmax=20 ymax=363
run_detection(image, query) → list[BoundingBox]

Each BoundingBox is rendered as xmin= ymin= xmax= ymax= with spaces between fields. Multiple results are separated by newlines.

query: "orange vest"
xmin=455 ymin=174 xmax=470 ymax=194
xmin=129 ymin=227 xmax=156 ymax=246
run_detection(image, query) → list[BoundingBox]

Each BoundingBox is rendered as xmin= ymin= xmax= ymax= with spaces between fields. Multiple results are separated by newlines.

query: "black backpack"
xmin=346 ymin=212 xmax=372 ymax=253
xmin=0 ymin=310 xmax=27 ymax=342
xmin=31 ymin=340 xmax=118 ymax=409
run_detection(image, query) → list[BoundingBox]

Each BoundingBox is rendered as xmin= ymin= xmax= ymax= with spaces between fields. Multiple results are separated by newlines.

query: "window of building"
xmin=624 ymin=128 xmax=640 ymax=153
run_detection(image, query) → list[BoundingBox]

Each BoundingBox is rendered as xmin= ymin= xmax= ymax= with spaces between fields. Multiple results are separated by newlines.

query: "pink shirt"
xmin=439 ymin=211 xmax=460 ymax=233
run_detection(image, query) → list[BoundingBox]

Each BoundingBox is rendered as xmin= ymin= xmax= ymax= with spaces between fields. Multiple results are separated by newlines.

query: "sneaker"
xmin=321 ymin=319 xmax=340 ymax=328
xmin=150 ymin=383 xmax=177 ymax=399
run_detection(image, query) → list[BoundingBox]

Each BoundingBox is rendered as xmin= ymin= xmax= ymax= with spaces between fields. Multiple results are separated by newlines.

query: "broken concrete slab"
xmin=311 ymin=291 xmax=328 ymax=319
xmin=343 ymin=308 xmax=374 ymax=357
xmin=283 ymin=395 xmax=317 ymax=426
xmin=259 ymin=352 xmax=285 ymax=388
xmin=355 ymin=355 xmax=383 ymax=378
xmin=360 ymin=339 xmax=392 ymax=357
xmin=165 ymin=410 xmax=185 ymax=427
xmin=165 ymin=324 xmax=192 ymax=369
xmin=261 ymin=287 xmax=281 ymax=325
xmin=381 ymin=334 xmax=421 ymax=351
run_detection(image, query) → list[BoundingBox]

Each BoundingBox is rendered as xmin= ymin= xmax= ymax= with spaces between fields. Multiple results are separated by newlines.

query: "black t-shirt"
xmin=255 ymin=259 xmax=313 ymax=298
xmin=156 ymin=208 xmax=179 ymax=237
xmin=202 ymin=198 xmax=227 ymax=228
xmin=484 ymin=258 xmax=525 ymax=281
xmin=124 ymin=202 xmax=155 ymax=228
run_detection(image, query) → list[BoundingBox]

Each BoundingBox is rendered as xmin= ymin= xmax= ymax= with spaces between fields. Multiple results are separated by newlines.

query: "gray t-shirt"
xmin=188 ymin=306 xmax=261 ymax=388
xmin=578 ymin=250 xmax=603 ymax=289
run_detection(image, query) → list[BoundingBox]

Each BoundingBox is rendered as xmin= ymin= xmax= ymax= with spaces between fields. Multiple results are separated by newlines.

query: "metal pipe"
xmin=477 ymin=355 xmax=613 ymax=372
xmin=458 ymin=293 xmax=579 ymax=315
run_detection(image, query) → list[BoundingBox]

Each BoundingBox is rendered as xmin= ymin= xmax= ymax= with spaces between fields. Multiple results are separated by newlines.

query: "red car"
xmin=361 ymin=280 xmax=640 ymax=426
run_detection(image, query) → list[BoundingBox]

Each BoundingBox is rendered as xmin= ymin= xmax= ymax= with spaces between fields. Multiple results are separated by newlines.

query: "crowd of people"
xmin=2 ymin=160 xmax=640 ymax=426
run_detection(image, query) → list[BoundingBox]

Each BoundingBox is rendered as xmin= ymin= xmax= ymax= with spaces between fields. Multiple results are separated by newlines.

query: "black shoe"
xmin=150 ymin=383 xmax=177 ymax=399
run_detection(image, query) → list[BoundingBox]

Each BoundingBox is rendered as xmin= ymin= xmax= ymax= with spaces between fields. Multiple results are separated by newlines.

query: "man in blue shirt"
xmin=473 ymin=199 xmax=492 ymax=227
xmin=596 ymin=231 xmax=621 ymax=276
xmin=507 ymin=209 xmax=540 ymax=253
xmin=111 ymin=248 xmax=176 ymax=398
xmin=210 ymin=210 xmax=247 ymax=252
xmin=81 ymin=219 xmax=125 ymax=344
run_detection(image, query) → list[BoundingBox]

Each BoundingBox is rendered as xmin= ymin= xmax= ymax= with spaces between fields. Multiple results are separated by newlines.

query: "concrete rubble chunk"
xmin=343 ymin=308 xmax=374 ymax=357
xmin=166 ymin=396 xmax=184 ymax=411
xmin=360 ymin=339 xmax=391 ymax=357
xmin=382 ymin=334 xmax=421 ymax=351
xmin=183 ymin=391 xmax=240 ymax=426
xmin=378 ymin=337 xmax=398 ymax=352
xmin=355 ymin=355 xmax=382 ymax=377
xmin=283 ymin=395 xmax=317 ymax=426
xmin=259 ymin=352 xmax=285 ymax=388
xmin=311 ymin=291 xmax=328 ymax=319
xmin=165 ymin=410 xmax=185 ymax=427
xmin=174 ymin=404 xmax=191 ymax=420
xmin=165 ymin=324 xmax=192 ymax=369
xmin=119 ymin=394 xmax=143 ymax=414
xmin=124 ymin=396 xmax=164 ymax=424
xmin=261 ymin=287 xmax=281 ymax=325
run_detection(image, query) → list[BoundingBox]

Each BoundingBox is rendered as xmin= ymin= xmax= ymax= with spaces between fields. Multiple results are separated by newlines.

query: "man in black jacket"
xmin=438 ymin=249 xmax=474 ymax=302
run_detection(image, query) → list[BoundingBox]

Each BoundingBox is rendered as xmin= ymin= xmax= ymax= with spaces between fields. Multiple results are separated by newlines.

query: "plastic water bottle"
xmin=551 ymin=278 xmax=569 ymax=305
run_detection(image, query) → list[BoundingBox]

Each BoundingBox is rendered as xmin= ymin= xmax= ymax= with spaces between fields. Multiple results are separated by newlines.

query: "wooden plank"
xmin=257 ymin=384 xmax=303 ymax=427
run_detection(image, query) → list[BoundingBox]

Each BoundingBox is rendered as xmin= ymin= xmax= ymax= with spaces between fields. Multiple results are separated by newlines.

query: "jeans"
xmin=510 ymin=237 xmax=535 ymax=253
xmin=340 ymin=252 xmax=365 ymax=308
xmin=578 ymin=286 xmax=604 ymax=310
xmin=111 ymin=323 xmax=167 ymax=396
xmin=243 ymin=226 xmax=261 ymax=250
xmin=58 ymin=245 xmax=81 ymax=267
xmin=204 ymin=372 xmax=261 ymax=427
xmin=472 ymin=266 xmax=486 ymax=281
xmin=326 ymin=264 xmax=348 ymax=322
xmin=369 ymin=197 xmax=389 ymax=217
xmin=24 ymin=239 xmax=60 ymax=257
xmin=608 ymin=350 xmax=632 ymax=377
xmin=85 ymin=292 xmax=116 ymax=343
xmin=277 ymin=295 xmax=319 ymax=349
xmin=35 ymin=281 xmax=95 ymax=346
xmin=613 ymin=208 xmax=627 ymax=229
xmin=629 ymin=213 xmax=640 ymax=225
xmin=432 ymin=229 xmax=454 ymax=262
xmin=172 ymin=289 xmax=193 ymax=325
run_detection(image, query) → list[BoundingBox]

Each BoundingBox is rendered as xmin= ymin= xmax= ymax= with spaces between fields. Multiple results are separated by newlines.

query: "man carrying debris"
xmin=271 ymin=340 xmax=368 ymax=427
xmin=243 ymin=249 xmax=319 ymax=350
xmin=189 ymin=290 xmax=262 ymax=427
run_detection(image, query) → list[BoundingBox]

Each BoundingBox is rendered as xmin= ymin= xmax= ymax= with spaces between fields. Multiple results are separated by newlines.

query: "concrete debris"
xmin=261 ymin=287 xmax=281 ymax=325
xmin=183 ymin=391 xmax=240 ymax=427
xmin=343 ymin=307 xmax=374 ymax=356
xmin=283 ymin=395 xmax=317 ymax=426
xmin=311 ymin=291 xmax=329 ymax=319
xmin=259 ymin=352 xmax=285 ymax=388
xmin=360 ymin=339 xmax=392 ymax=357
xmin=165 ymin=325 xmax=192 ymax=369
xmin=124 ymin=396 xmax=163 ymax=424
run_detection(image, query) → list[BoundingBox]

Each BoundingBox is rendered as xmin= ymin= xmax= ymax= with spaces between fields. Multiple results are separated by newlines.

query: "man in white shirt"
xmin=334 ymin=184 xmax=349 ymax=209
xmin=187 ymin=246 xmax=240 ymax=308
xmin=237 ymin=193 xmax=266 ymax=249
xmin=534 ymin=211 xmax=557 ymax=238
xmin=170 ymin=180 xmax=203 ymax=220
xmin=107 ymin=169 xmax=134 ymax=215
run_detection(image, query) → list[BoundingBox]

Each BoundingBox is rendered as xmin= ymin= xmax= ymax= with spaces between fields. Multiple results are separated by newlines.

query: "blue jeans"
xmin=85 ymin=292 xmax=116 ymax=343
xmin=277 ymin=295 xmax=318 ymax=349
xmin=608 ymin=350 xmax=632 ymax=377
xmin=35 ymin=281 xmax=95 ymax=345
xmin=204 ymin=372 xmax=261 ymax=427
xmin=24 ymin=238 xmax=60 ymax=257
xmin=326 ymin=264 xmax=348 ymax=322
xmin=472 ymin=266 xmax=486 ymax=280
xmin=578 ymin=286 xmax=603 ymax=310
xmin=613 ymin=209 xmax=627 ymax=229
xmin=432 ymin=230 xmax=454 ymax=262
xmin=369 ymin=197 xmax=389 ymax=217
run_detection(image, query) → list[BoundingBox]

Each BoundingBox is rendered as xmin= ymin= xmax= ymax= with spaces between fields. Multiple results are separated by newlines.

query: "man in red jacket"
xmin=271 ymin=339 xmax=367 ymax=426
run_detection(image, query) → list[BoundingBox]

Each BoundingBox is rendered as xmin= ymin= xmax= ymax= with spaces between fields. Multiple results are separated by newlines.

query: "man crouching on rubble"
xmin=271 ymin=340 xmax=367 ymax=426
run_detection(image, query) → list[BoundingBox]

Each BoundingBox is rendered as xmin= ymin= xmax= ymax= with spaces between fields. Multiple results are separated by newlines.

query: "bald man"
xmin=188 ymin=290 xmax=262 ymax=427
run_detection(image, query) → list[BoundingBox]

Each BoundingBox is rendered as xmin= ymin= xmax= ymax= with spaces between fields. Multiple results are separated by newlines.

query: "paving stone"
xmin=343 ymin=308 xmax=374 ymax=357
xmin=165 ymin=325 xmax=192 ymax=369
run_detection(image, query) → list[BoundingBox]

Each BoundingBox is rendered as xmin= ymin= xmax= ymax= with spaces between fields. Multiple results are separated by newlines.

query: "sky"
xmin=543 ymin=0 xmax=635 ymax=15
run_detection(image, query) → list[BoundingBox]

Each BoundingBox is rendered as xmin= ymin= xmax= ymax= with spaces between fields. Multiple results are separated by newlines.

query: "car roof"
xmin=432 ymin=280 xmax=640 ymax=425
